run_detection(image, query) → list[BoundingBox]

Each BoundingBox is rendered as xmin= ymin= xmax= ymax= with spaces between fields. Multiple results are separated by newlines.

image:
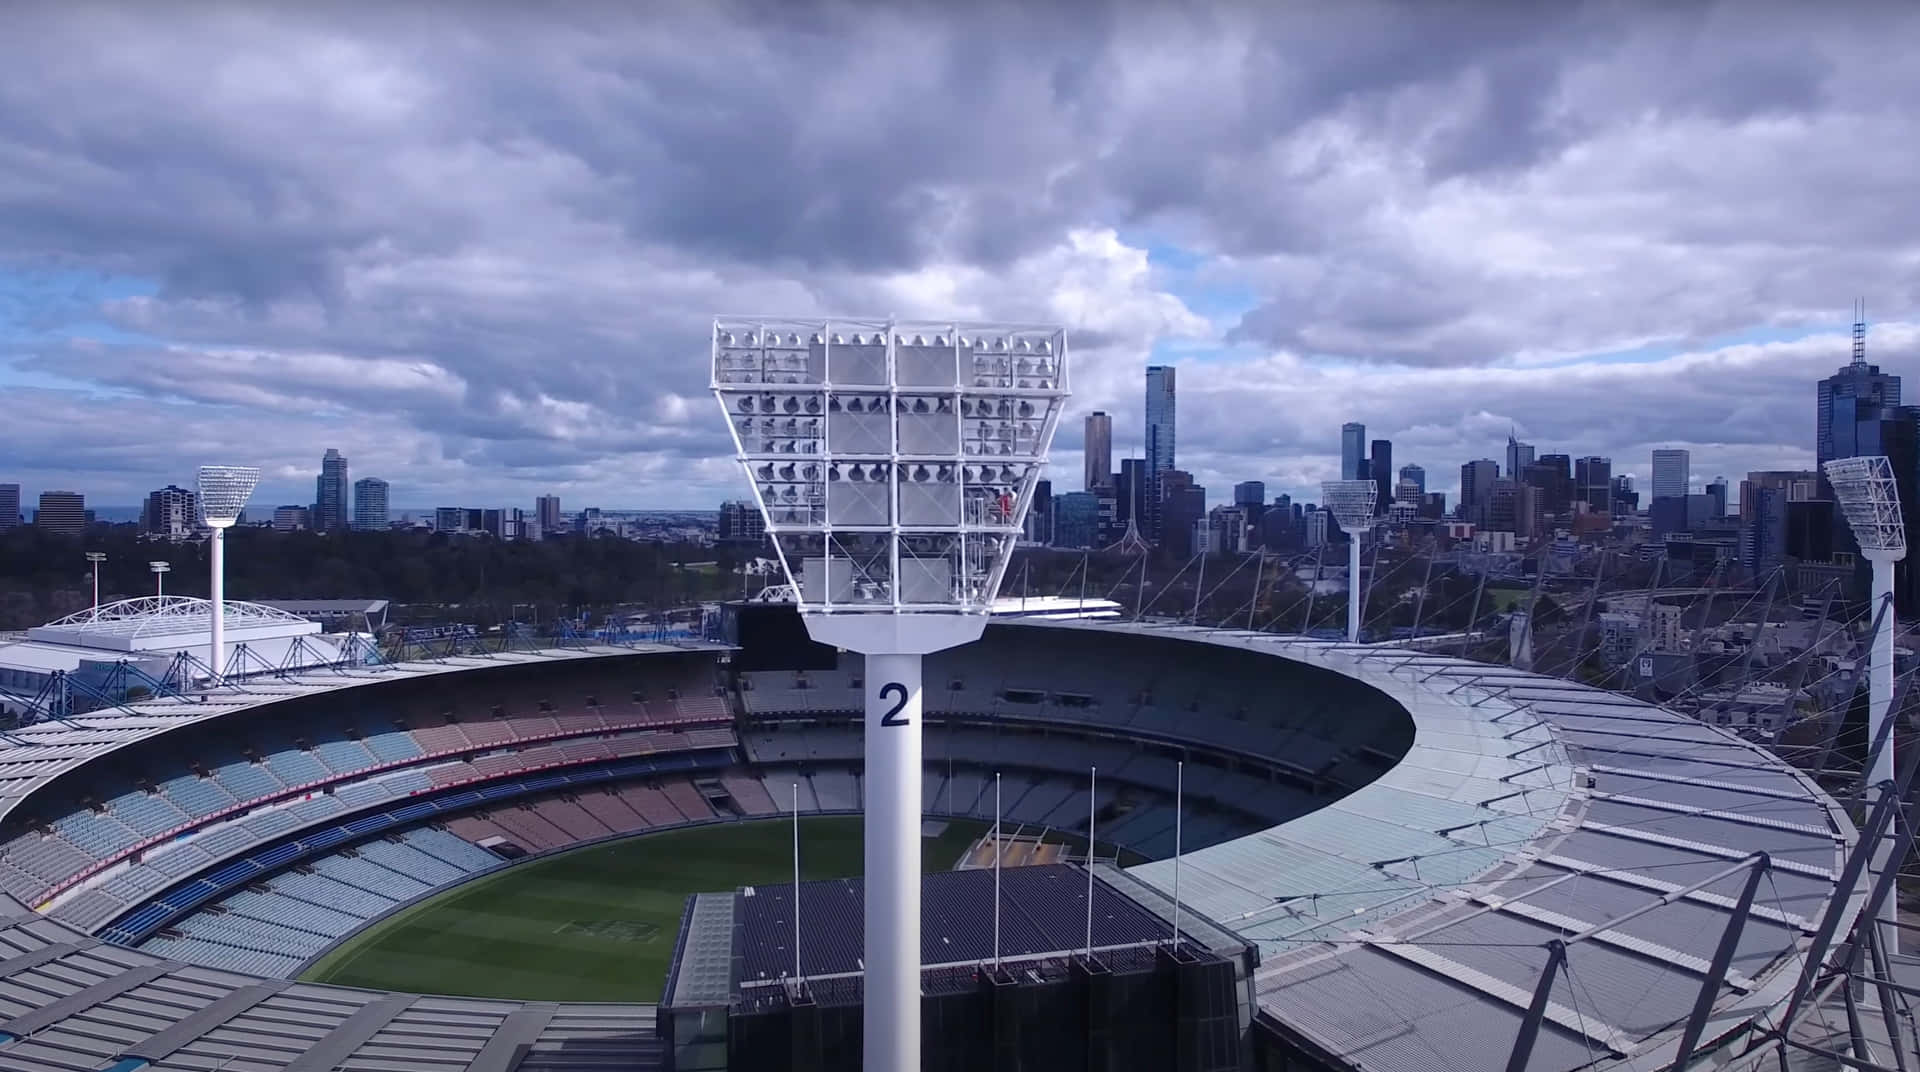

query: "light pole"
xmin=1321 ymin=480 xmax=1378 ymax=643
xmin=196 ymin=466 xmax=261 ymax=685
xmin=84 ymin=552 xmax=106 ymax=612
xmin=714 ymin=319 xmax=1066 ymax=1071
xmin=149 ymin=561 xmax=170 ymax=597
xmin=1825 ymin=455 xmax=1906 ymax=954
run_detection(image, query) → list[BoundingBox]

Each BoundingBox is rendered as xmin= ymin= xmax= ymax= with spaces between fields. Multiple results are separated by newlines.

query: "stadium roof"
xmin=27 ymin=596 xmax=319 ymax=652
xmin=1029 ymin=621 xmax=1857 ymax=1072
xmin=0 ymin=619 xmax=1863 ymax=1070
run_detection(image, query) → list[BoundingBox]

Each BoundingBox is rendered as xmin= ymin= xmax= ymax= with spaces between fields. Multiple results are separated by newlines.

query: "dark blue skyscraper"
xmin=1145 ymin=366 xmax=1176 ymax=545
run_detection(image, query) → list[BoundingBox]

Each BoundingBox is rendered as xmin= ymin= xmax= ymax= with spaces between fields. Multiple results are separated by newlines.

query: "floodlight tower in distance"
xmin=150 ymin=561 xmax=170 ymax=597
xmin=196 ymin=465 xmax=261 ymax=685
xmin=714 ymin=318 xmax=1067 ymax=1071
xmin=1321 ymin=479 xmax=1378 ymax=642
xmin=1825 ymin=455 xmax=1906 ymax=952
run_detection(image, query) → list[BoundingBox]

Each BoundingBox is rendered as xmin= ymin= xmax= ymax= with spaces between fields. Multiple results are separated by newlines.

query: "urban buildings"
xmin=352 ymin=478 xmax=390 ymax=531
xmin=1052 ymin=491 xmax=1099 ymax=549
xmin=35 ymin=491 xmax=84 ymax=536
xmin=1575 ymin=456 xmax=1612 ymax=513
xmin=143 ymin=485 xmax=198 ymax=538
xmin=1144 ymin=367 xmax=1176 ymax=545
xmin=1233 ymin=481 xmax=1265 ymax=509
xmin=1370 ymin=439 xmax=1392 ymax=514
xmin=1341 ymin=422 xmax=1367 ymax=480
xmin=272 ymin=506 xmax=310 ymax=532
xmin=1398 ymin=465 xmax=1425 ymax=497
xmin=1650 ymin=449 xmax=1690 ymax=500
xmin=0 ymin=484 xmax=17 ymax=532
xmin=1705 ymin=477 xmax=1728 ymax=520
xmin=537 ymin=494 xmax=563 ymax=534
xmin=1459 ymin=459 xmax=1498 ymax=526
xmin=1505 ymin=433 xmax=1535 ymax=481
xmin=1083 ymin=411 xmax=1112 ymax=493
xmin=314 ymin=449 xmax=350 ymax=532
xmin=1816 ymin=303 xmax=1900 ymax=483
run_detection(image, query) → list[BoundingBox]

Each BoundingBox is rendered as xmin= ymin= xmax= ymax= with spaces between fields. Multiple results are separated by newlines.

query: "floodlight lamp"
xmin=1320 ymin=479 xmax=1379 ymax=530
xmin=712 ymin=317 xmax=1069 ymax=642
xmin=1825 ymin=456 xmax=1907 ymax=559
xmin=196 ymin=465 xmax=261 ymax=528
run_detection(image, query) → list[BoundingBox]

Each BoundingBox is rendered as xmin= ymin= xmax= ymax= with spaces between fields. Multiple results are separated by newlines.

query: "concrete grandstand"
xmin=0 ymin=595 xmax=1879 ymax=1071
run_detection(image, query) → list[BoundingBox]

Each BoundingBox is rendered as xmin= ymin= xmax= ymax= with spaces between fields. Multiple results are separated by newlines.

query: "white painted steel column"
xmin=1347 ymin=536 xmax=1363 ymax=643
xmin=863 ymin=652 xmax=922 ymax=1072
xmin=208 ymin=528 xmax=225 ymax=684
xmin=1869 ymin=559 xmax=1898 ymax=954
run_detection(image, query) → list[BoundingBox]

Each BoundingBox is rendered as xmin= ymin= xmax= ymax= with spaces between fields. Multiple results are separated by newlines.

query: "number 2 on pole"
xmin=878 ymin=682 xmax=910 ymax=727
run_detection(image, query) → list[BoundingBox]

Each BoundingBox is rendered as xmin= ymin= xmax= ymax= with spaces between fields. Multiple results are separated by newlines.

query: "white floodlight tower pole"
xmin=1321 ymin=480 xmax=1379 ymax=643
xmin=150 ymin=561 xmax=170 ymax=597
xmin=715 ymin=317 xmax=1067 ymax=1072
xmin=85 ymin=552 xmax=106 ymax=612
xmin=195 ymin=466 xmax=261 ymax=685
xmin=1825 ymin=455 xmax=1907 ymax=954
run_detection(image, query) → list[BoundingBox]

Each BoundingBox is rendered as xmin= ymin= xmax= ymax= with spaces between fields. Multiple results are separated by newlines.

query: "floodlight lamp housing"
xmin=196 ymin=465 xmax=261 ymax=528
xmin=1825 ymin=455 xmax=1907 ymax=559
xmin=1320 ymin=480 xmax=1379 ymax=530
xmin=712 ymin=317 xmax=1068 ymax=640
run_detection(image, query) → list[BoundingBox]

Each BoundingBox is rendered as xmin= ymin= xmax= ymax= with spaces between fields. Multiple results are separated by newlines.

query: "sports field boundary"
xmin=292 ymin=810 xmax=863 ymax=978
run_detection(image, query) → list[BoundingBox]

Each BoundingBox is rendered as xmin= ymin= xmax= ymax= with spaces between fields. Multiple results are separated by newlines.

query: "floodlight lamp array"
xmin=1824 ymin=456 xmax=1907 ymax=556
xmin=712 ymin=318 xmax=1068 ymax=613
xmin=196 ymin=465 xmax=261 ymax=527
xmin=1320 ymin=479 xmax=1379 ymax=530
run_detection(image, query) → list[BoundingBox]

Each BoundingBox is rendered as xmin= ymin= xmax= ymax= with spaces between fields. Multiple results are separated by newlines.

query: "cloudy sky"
xmin=3 ymin=1 xmax=1917 ymax=513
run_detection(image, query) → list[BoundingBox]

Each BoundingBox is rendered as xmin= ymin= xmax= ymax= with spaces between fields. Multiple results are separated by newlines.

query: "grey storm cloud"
xmin=0 ymin=0 xmax=1917 ymax=507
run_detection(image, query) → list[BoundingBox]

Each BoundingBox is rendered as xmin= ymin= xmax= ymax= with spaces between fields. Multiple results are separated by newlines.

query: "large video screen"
xmin=724 ymin=602 xmax=840 ymax=671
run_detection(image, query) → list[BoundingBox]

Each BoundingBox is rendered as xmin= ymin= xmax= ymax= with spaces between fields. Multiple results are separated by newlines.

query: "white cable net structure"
xmin=1825 ymin=455 xmax=1907 ymax=557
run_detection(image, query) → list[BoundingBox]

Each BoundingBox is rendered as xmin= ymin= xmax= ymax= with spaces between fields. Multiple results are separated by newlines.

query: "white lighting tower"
xmin=196 ymin=465 xmax=261 ymax=684
xmin=84 ymin=552 xmax=106 ymax=611
xmin=1825 ymin=455 xmax=1906 ymax=953
xmin=149 ymin=561 xmax=170 ymax=597
xmin=714 ymin=318 xmax=1067 ymax=1071
xmin=1321 ymin=480 xmax=1378 ymax=643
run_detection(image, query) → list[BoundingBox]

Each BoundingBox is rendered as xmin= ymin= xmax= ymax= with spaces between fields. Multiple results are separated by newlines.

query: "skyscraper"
xmin=352 ymin=477 xmax=390 ymax=530
xmin=1370 ymin=439 xmax=1392 ymax=513
xmin=315 ymin=449 xmax=350 ymax=532
xmin=1341 ymin=423 xmax=1367 ymax=480
xmin=1083 ymin=411 xmax=1113 ymax=492
xmin=144 ymin=484 xmax=199 ymax=538
xmin=536 ymin=494 xmax=563 ymax=534
xmin=1575 ymin=456 xmax=1613 ymax=513
xmin=1532 ymin=454 xmax=1573 ymax=516
xmin=1459 ymin=459 xmax=1499 ymax=524
xmin=1705 ymin=477 xmax=1728 ymax=520
xmin=1145 ymin=367 xmax=1176 ymax=545
xmin=1398 ymin=464 xmax=1425 ymax=497
xmin=1233 ymin=481 xmax=1265 ymax=509
xmin=35 ymin=491 xmax=84 ymax=536
xmin=0 ymin=484 xmax=18 ymax=532
xmin=1505 ymin=432 xmax=1535 ymax=481
xmin=1817 ymin=301 xmax=1899 ymax=480
xmin=1650 ymin=449 xmax=1690 ymax=500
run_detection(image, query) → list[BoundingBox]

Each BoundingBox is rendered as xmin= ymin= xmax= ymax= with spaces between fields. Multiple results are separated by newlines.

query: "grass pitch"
xmin=300 ymin=817 xmax=990 ymax=1002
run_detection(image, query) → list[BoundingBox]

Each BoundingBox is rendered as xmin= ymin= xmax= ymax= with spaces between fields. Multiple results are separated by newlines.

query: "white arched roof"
xmin=28 ymin=596 xmax=318 ymax=652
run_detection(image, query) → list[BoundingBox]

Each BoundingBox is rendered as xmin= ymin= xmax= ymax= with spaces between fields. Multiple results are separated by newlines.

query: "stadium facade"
xmin=0 ymin=597 xmax=1873 ymax=1071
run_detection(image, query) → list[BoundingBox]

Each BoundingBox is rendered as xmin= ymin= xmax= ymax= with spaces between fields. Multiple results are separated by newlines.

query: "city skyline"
xmin=3 ymin=5 xmax=1918 ymax=510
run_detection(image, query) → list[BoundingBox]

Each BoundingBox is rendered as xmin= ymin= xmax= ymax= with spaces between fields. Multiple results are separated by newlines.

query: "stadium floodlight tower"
xmin=195 ymin=465 xmax=261 ymax=685
xmin=1320 ymin=479 xmax=1378 ymax=643
xmin=713 ymin=317 xmax=1067 ymax=1071
xmin=1825 ymin=454 xmax=1906 ymax=952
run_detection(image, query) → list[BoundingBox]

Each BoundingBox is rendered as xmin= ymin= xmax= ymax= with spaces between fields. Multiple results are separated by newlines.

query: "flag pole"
xmin=793 ymin=781 xmax=802 ymax=988
xmin=1085 ymin=765 xmax=1097 ymax=959
xmin=1172 ymin=760 xmax=1183 ymax=952
xmin=993 ymin=771 xmax=1002 ymax=973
